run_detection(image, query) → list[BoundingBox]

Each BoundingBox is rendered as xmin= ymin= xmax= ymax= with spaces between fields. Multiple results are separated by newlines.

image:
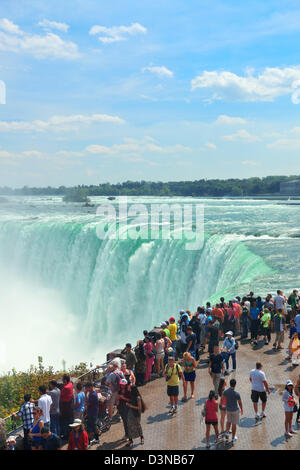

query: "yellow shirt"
xmin=168 ymin=323 xmax=177 ymax=341
xmin=165 ymin=364 xmax=182 ymax=386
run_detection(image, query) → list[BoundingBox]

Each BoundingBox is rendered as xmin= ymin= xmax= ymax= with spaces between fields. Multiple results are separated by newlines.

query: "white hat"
xmin=69 ymin=418 xmax=82 ymax=427
xmin=286 ymin=380 xmax=293 ymax=386
xmin=7 ymin=436 xmax=16 ymax=443
xmin=225 ymin=331 xmax=233 ymax=336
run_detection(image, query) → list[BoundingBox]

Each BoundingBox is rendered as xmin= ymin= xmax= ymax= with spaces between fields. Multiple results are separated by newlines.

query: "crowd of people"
xmin=5 ymin=288 xmax=300 ymax=450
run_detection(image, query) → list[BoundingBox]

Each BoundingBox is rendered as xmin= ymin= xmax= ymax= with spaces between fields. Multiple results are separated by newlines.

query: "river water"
xmin=0 ymin=196 xmax=299 ymax=372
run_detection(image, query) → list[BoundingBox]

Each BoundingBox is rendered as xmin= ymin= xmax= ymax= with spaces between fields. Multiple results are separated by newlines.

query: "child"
xmin=204 ymin=390 xmax=219 ymax=449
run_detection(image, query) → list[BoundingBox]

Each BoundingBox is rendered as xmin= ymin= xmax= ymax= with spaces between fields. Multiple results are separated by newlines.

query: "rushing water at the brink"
xmin=0 ymin=195 xmax=300 ymax=372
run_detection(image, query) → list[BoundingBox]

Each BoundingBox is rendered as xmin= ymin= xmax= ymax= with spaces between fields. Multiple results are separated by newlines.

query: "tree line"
xmin=0 ymin=175 xmax=298 ymax=198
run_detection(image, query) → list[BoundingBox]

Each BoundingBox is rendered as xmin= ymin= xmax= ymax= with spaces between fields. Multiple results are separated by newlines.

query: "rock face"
xmin=0 ymin=419 xmax=6 ymax=450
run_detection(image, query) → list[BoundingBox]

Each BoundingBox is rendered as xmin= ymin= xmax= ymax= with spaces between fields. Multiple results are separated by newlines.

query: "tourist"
xmin=122 ymin=343 xmax=137 ymax=372
xmin=249 ymin=301 xmax=261 ymax=346
xmin=106 ymin=361 xmax=125 ymax=419
xmin=207 ymin=319 xmax=219 ymax=358
xmin=185 ymin=325 xmax=197 ymax=358
xmin=294 ymin=310 xmax=300 ymax=340
xmin=249 ymin=362 xmax=270 ymax=421
xmin=204 ymin=390 xmax=219 ymax=449
xmin=125 ymin=385 xmax=146 ymax=448
xmin=224 ymin=379 xmax=243 ymax=444
xmin=189 ymin=313 xmax=201 ymax=359
xmin=74 ymin=382 xmax=85 ymax=421
xmin=179 ymin=311 xmax=190 ymax=355
xmin=272 ymin=308 xmax=286 ymax=350
xmin=294 ymin=374 xmax=300 ymax=424
xmin=226 ymin=301 xmax=236 ymax=336
xmin=38 ymin=385 xmax=52 ymax=428
xmin=164 ymin=356 xmax=185 ymax=415
xmin=85 ymin=382 xmax=100 ymax=446
xmin=117 ymin=379 xmax=132 ymax=441
xmin=282 ymin=380 xmax=298 ymax=437
xmin=274 ymin=289 xmax=286 ymax=314
xmin=182 ymin=351 xmax=196 ymax=401
xmin=121 ymin=361 xmax=136 ymax=386
xmin=134 ymin=340 xmax=146 ymax=386
xmin=287 ymin=332 xmax=300 ymax=363
xmin=48 ymin=380 xmax=61 ymax=437
xmin=218 ymin=379 xmax=227 ymax=434
xmin=28 ymin=406 xmax=44 ymax=450
xmin=208 ymin=345 xmax=225 ymax=395
xmin=260 ymin=308 xmax=271 ymax=345
xmin=168 ymin=317 xmax=178 ymax=352
xmin=40 ymin=427 xmax=62 ymax=450
xmin=6 ymin=436 xmax=16 ymax=450
xmin=288 ymin=290 xmax=299 ymax=317
xmin=159 ymin=322 xmax=171 ymax=338
xmin=154 ymin=333 xmax=165 ymax=377
xmin=240 ymin=301 xmax=251 ymax=339
xmin=198 ymin=308 xmax=207 ymax=348
xmin=14 ymin=394 xmax=34 ymax=450
xmin=67 ymin=418 xmax=89 ymax=450
xmin=212 ymin=304 xmax=224 ymax=340
xmin=161 ymin=330 xmax=172 ymax=366
xmin=59 ymin=374 xmax=74 ymax=440
xmin=144 ymin=336 xmax=155 ymax=383
xmin=222 ymin=331 xmax=237 ymax=374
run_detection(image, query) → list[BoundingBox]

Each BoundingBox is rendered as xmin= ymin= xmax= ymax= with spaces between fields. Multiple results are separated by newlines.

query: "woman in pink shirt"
xmin=144 ymin=336 xmax=155 ymax=383
xmin=204 ymin=390 xmax=219 ymax=449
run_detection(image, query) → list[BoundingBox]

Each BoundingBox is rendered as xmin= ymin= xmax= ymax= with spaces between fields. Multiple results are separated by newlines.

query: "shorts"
xmin=107 ymin=390 xmax=118 ymax=407
xmin=275 ymin=331 xmax=284 ymax=343
xmin=251 ymin=390 xmax=267 ymax=403
xmin=184 ymin=371 xmax=196 ymax=382
xmin=226 ymin=410 xmax=240 ymax=425
xmin=205 ymin=420 xmax=218 ymax=425
xmin=31 ymin=440 xmax=42 ymax=449
xmin=156 ymin=352 xmax=164 ymax=361
xmin=167 ymin=385 xmax=179 ymax=397
xmin=219 ymin=405 xmax=226 ymax=411
xmin=86 ymin=415 xmax=97 ymax=434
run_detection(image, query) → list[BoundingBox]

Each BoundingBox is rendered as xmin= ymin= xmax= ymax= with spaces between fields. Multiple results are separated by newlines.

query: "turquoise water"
xmin=0 ymin=196 xmax=299 ymax=372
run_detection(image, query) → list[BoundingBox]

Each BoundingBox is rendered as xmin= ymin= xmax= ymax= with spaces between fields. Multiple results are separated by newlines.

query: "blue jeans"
xmin=50 ymin=414 xmax=60 ymax=436
xmin=223 ymin=351 xmax=236 ymax=370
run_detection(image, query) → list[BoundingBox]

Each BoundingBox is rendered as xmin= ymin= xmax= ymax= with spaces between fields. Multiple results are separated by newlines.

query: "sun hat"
xmin=69 ymin=418 xmax=82 ymax=427
xmin=225 ymin=331 xmax=233 ymax=336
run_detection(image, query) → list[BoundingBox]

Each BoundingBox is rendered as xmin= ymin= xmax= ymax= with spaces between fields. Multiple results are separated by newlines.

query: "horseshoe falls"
xmin=1 ymin=196 xmax=300 ymax=372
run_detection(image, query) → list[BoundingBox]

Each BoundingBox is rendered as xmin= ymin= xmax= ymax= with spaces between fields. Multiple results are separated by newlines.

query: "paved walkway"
xmin=79 ymin=335 xmax=300 ymax=451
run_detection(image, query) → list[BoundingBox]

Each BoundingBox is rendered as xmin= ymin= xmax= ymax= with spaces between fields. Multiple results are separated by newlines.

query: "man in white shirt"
xmin=38 ymin=385 xmax=52 ymax=427
xmin=274 ymin=290 xmax=286 ymax=313
xmin=249 ymin=362 xmax=270 ymax=421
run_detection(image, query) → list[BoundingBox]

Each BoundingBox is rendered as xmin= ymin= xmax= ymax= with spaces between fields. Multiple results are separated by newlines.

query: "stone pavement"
xmin=83 ymin=334 xmax=300 ymax=451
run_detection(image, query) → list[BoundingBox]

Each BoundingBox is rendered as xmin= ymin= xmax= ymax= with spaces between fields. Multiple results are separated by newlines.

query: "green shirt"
xmin=163 ymin=328 xmax=170 ymax=338
xmin=261 ymin=313 xmax=271 ymax=328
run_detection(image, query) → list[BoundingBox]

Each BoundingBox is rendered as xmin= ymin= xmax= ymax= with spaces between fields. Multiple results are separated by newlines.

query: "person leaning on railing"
xmin=13 ymin=394 xmax=35 ymax=450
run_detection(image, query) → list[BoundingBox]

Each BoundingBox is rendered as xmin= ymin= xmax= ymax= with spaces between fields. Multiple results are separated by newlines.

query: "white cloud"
xmin=89 ymin=22 xmax=147 ymax=44
xmin=205 ymin=142 xmax=217 ymax=150
xmin=142 ymin=66 xmax=174 ymax=78
xmin=0 ymin=18 xmax=79 ymax=59
xmin=191 ymin=67 xmax=300 ymax=103
xmin=241 ymin=160 xmax=261 ymax=167
xmin=267 ymin=138 xmax=300 ymax=150
xmin=222 ymin=129 xmax=260 ymax=142
xmin=38 ymin=19 xmax=70 ymax=33
xmin=85 ymin=137 xmax=191 ymax=159
xmin=0 ymin=113 xmax=124 ymax=132
xmin=215 ymin=114 xmax=246 ymax=125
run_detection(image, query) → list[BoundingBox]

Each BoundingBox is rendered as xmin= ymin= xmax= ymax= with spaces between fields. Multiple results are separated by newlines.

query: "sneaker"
xmin=231 ymin=436 xmax=238 ymax=443
xmin=168 ymin=407 xmax=174 ymax=414
xmin=290 ymin=429 xmax=297 ymax=434
xmin=89 ymin=439 xmax=100 ymax=446
xmin=224 ymin=370 xmax=229 ymax=376
xmin=285 ymin=432 xmax=293 ymax=438
xmin=225 ymin=432 xmax=229 ymax=440
xmin=255 ymin=414 xmax=260 ymax=421
xmin=206 ymin=443 xmax=210 ymax=449
xmin=173 ymin=406 xmax=178 ymax=414
xmin=260 ymin=412 xmax=266 ymax=419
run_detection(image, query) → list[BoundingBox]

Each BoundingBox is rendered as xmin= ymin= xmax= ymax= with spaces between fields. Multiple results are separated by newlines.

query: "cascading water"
xmin=0 ymin=202 xmax=274 ymax=372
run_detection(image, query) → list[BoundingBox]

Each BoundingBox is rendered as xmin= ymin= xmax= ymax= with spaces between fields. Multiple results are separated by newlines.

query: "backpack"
xmin=166 ymin=364 xmax=181 ymax=380
xmin=288 ymin=295 xmax=293 ymax=306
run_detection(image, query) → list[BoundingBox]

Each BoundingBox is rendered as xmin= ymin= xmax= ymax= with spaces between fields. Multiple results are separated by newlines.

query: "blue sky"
xmin=1 ymin=0 xmax=300 ymax=186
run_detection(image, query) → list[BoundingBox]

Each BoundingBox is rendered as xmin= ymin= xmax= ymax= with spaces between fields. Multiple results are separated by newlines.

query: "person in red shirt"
xmin=204 ymin=390 xmax=219 ymax=449
xmin=67 ymin=419 xmax=89 ymax=450
xmin=60 ymin=374 xmax=74 ymax=440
